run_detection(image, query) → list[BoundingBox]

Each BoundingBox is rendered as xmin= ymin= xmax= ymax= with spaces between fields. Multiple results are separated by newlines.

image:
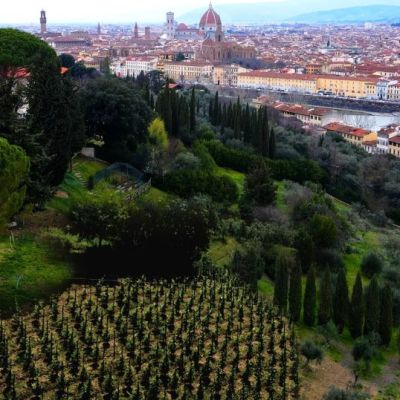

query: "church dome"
xmin=199 ymin=3 xmax=222 ymax=28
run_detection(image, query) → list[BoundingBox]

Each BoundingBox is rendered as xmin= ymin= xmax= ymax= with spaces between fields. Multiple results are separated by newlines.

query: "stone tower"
xmin=97 ymin=22 xmax=101 ymax=36
xmin=134 ymin=22 xmax=139 ymax=39
xmin=166 ymin=12 xmax=175 ymax=40
xmin=40 ymin=10 xmax=47 ymax=34
xmin=145 ymin=26 xmax=151 ymax=40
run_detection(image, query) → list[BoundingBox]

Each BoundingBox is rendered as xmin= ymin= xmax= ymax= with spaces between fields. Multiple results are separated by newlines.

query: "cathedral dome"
xmin=199 ymin=3 xmax=222 ymax=28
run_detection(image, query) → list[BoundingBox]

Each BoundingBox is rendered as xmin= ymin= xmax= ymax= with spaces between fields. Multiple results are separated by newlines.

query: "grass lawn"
xmin=344 ymin=230 xmax=380 ymax=288
xmin=0 ymin=235 xmax=72 ymax=314
xmin=215 ymin=167 xmax=245 ymax=194
xmin=207 ymin=237 xmax=240 ymax=268
xmin=48 ymin=156 xmax=108 ymax=214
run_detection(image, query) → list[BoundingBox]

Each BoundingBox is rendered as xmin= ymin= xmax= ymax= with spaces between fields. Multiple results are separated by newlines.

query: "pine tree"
xmin=303 ymin=266 xmax=316 ymax=326
xmin=289 ymin=263 xmax=302 ymax=323
xmin=333 ymin=269 xmax=349 ymax=334
xmin=364 ymin=276 xmax=380 ymax=336
xmin=318 ymin=269 xmax=333 ymax=326
xmin=379 ymin=284 xmax=393 ymax=346
xmin=349 ymin=272 xmax=364 ymax=339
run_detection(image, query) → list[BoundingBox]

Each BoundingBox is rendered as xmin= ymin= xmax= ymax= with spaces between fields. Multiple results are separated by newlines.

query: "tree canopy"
xmin=0 ymin=28 xmax=56 ymax=72
xmin=0 ymin=138 xmax=30 ymax=229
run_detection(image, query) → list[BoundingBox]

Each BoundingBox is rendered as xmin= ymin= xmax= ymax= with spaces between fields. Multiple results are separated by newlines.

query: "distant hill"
xmin=178 ymin=1 xmax=400 ymax=25
xmin=290 ymin=5 xmax=400 ymax=23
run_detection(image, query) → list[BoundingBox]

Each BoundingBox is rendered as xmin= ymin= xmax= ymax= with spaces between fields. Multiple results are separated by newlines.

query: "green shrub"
xmin=361 ymin=252 xmax=383 ymax=278
xmin=157 ymin=169 xmax=238 ymax=203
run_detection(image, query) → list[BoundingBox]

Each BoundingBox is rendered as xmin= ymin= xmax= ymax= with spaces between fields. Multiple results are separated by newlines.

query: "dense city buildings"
xmin=18 ymin=5 xmax=400 ymax=156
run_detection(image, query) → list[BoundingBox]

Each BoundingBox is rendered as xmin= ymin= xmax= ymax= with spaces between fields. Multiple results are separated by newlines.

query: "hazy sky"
xmin=1 ymin=0 xmax=282 ymax=24
xmin=3 ymin=0 xmax=398 ymax=25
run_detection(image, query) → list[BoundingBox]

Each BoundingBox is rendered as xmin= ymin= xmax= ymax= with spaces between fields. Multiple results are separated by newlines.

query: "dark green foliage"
xmin=190 ymin=88 xmax=196 ymax=133
xmin=0 ymin=28 xmax=56 ymax=70
xmin=333 ymin=269 xmax=349 ymax=334
xmin=361 ymin=252 xmax=383 ymax=279
xmin=59 ymin=53 xmax=75 ymax=68
xmin=273 ymin=255 xmax=289 ymax=312
xmin=202 ymin=140 xmax=324 ymax=183
xmin=379 ymin=284 xmax=393 ymax=346
xmin=269 ymin=127 xmax=276 ymax=159
xmin=323 ymin=387 xmax=369 ymax=400
xmin=0 ymin=138 xmax=30 ymax=229
xmin=364 ymin=276 xmax=380 ymax=336
xmin=352 ymin=337 xmax=373 ymax=367
xmin=71 ymin=195 xmax=217 ymax=270
xmin=294 ymin=229 xmax=314 ymax=273
xmin=231 ymin=241 xmax=265 ymax=289
xmin=289 ymin=263 xmax=302 ymax=323
xmin=244 ymin=159 xmax=276 ymax=206
xmin=81 ymin=77 xmax=152 ymax=163
xmin=303 ymin=267 xmax=317 ymax=326
xmin=300 ymin=341 xmax=323 ymax=366
xmin=26 ymin=50 xmax=85 ymax=198
xmin=349 ymin=273 xmax=364 ymax=339
xmin=318 ymin=269 xmax=333 ymax=326
xmin=156 ymin=169 xmax=238 ymax=203
xmin=309 ymin=214 xmax=337 ymax=249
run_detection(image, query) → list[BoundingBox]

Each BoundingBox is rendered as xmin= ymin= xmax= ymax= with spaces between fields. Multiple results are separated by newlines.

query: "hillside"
xmin=0 ymin=276 xmax=299 ymax=398
xmin=290 ymin=5 xmax=400 ymax=24
xmin=178 ymin=1 xmax=400 ymax=24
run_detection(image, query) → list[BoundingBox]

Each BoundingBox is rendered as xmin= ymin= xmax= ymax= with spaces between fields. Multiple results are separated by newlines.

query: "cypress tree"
xmin=364 ymin=276 xmax=380 ymax=336
xmin=208 ymin=99 xmax=213 ymax=123
xmin=379 ymin=284 xmax=393 ymax=346
xmin=274 ymin=258 xmax=289 ymax=313
xmin=349 ymin=272 xmax=364 ymax=339
xmin=269 ymin=127 xmax=276 ymax=159
xmin=303 ymin=266 xmax=316 ymax=326
xmin=318 ymin=269 xmax=333 ymax=326
xmin=213 ymin=92 xmax=219 ymax=126
xmin=190 ymin=87 xmax=196 ymax=132
xmin=289 ymin=263 xmax=302 ymax=323
xmin=243 ymin=104 xmax=251 ymax=144
xmin=333 ymin=269 xmax=349 ymax=334
xmin=259 ymin=107 xmax=269 ymax=156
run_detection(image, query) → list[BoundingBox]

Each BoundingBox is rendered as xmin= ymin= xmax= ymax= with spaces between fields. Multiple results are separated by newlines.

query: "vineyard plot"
xmin=0 ymin=275 xmax=300 ymax=399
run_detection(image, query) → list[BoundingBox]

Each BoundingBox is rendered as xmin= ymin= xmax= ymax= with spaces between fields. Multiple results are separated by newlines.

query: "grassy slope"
xmin=0 ymin=235 xmax=72 ymax=313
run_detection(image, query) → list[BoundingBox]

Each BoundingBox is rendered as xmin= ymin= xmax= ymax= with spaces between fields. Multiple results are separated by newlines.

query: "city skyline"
xmin=2 ymin=0 xmax=400 ymax=24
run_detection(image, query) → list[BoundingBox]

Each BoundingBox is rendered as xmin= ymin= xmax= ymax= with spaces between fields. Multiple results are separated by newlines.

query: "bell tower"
xmin=40 ymin=10 xmax=47 ymax=34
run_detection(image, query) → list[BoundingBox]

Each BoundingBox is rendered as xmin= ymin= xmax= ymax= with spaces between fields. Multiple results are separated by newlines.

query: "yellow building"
xmin=389 ymin=136 xmax=400 ymax=158
xmin=163 ymin=61 xmax=213 ymax=83
xmin=237 ymin=71 xmax=317 ymax=94
xmin=237 ymin=71 xmax=378 ymax=98
xmin=316 ymin=76 xmax=378 ymax=98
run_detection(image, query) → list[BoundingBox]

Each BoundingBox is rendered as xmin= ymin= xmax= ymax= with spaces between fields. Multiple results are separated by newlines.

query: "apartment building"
xmin=213 ymin=64 xmax=249 ymax=86
xmin=163 ymin=61 xmax=213 ymax=83
xmin=324 ymin=122 xmax=376 ymax=147
xmin=237 ymin=71 xmax=378 ymax=99
xmin=377 ymin=124 xmax=400 ymax=154
xmin=237 ymin=71 xmax=317 ymax=93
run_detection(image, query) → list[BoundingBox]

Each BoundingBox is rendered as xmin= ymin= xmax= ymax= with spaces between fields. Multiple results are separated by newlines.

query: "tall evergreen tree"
xmin=364 ymin=276 xmax=380 ymax=336
xmin=274 ymin=255 xmax=289 ymax=313
xmin=269 ymin=128 xmax=276 ymax=159
xmin=379 ymin=284 xmax=393 ymax=346
xmin=333 ymin=269 xmax=349 ymax=334
xmin=27 ymin=49 xmax=85 ymax=203
xmin=190 ymin=88 xmax=196 ymax=133
xmin=303 ymin=266 xmax=316 ymax=327
xmin=213 ymin=92 xmax=219 ymax=126
xmin=289 ymin=263 xmax=302 ymax=323
xmin=244 ymin=159 xmax=276 ymax=206
xmin=349 ymin=273 xmax=364 ymax=339
xmin=318 ymin=269 xmax=333 ymax=326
